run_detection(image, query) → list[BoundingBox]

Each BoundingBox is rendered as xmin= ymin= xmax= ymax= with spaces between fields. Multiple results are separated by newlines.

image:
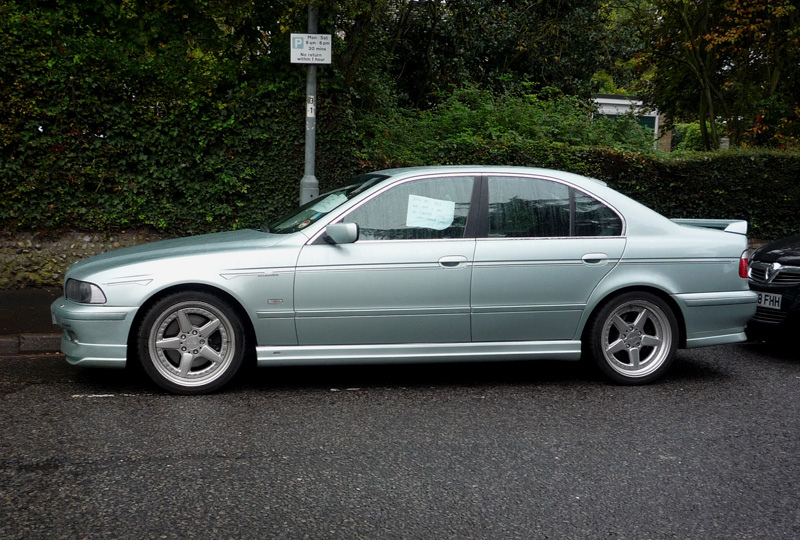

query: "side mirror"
xmin=324 ymin=222 xmax=359 ymax=245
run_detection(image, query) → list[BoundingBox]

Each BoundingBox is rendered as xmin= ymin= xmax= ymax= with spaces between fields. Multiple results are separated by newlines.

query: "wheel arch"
xmin=580 ymin=286 xmax=687 ymax=349
xmin=126 ymin=283 xmax=258 ymax=362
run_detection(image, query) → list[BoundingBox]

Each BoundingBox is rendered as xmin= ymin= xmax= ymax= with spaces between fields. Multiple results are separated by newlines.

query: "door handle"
xmin=582 ymin=253 xmax=609 ymax=266
xmin=439 ymin=255 xmax=468 ymax=268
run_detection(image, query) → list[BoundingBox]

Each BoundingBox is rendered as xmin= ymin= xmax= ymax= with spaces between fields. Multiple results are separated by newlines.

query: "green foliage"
xmin=1 ymin=0 xmax=799 ymax=243
xmin=380 ymin=0 xmax=611 ymax=107
xmin=623 ymin=0 xmax=800 ymax=149
xmin=364 ymin=87 xmax=656 ymax=166
xmin=598 ymin=150 xmax=800 ymax=240
xmin=670 ymin=123 xmax=727 ymax=153
xmin=0 ymin=0 xmax=365 ymax=234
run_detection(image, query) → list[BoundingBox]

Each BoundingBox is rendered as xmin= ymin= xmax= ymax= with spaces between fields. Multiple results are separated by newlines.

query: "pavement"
xmin=0 ymin=288 xmax=63 ymax=355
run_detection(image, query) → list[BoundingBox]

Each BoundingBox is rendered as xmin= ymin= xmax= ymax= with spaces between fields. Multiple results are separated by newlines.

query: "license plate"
xmin=756 ymin=292 xmax=782 ymax=310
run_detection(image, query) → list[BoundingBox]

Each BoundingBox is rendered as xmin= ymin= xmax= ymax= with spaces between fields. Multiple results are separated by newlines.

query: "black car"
xmin=747 ymin=234 xmax=800 ymax=341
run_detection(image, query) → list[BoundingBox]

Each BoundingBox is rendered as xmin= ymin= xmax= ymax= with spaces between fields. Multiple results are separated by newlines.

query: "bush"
xmin=670 ymin=122 xmax=727 ymax=152
xmin=364 ymin=87 xmax=655 ymax=167
xmin=0 ymin=1 xmax=366 ymax=235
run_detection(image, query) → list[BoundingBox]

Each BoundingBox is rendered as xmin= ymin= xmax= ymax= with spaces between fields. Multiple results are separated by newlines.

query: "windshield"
xmin=264 ymin=174 xmax=388 ymax=234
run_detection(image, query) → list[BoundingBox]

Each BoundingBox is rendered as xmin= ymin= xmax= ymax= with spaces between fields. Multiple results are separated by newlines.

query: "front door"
xmin=295 ymin=175 xmax=478 ymax=346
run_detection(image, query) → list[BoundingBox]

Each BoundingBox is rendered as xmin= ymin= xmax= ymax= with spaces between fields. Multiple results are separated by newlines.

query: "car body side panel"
xmin=51 ymin=233 xmax=309 ymax=367
xmin=294 ymin=239 xmax=476 ymax=345
xmin=576 ymin=229 xmax=756 ymax=344
xmin=471 ymin=237 xmax=626 ymax=340
xmin=673 ymin=291 xmax=755 ymax=346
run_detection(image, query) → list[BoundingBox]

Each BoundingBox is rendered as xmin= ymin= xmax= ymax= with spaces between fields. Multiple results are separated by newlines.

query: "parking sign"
xmin=290 ymin=34 xmax=332 ymax=64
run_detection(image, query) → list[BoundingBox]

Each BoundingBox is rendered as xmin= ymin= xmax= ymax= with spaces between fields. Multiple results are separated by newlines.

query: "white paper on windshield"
xmin=311 ymin=193 xmax=347 ymax=213
xmin=406 ymin=195 xmax=455 ymax=230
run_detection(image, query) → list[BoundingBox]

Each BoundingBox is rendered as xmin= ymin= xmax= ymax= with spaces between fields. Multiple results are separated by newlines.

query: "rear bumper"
xmin=51 ymin=296 xmax=137 ymax=368
xmin=674 ymin=290 xmax=757 ymax=348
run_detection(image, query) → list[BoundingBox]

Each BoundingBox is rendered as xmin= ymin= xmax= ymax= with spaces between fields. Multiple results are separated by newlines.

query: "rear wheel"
xmin=586 ymin=292 xmax=678 ymax=384
xmin=137 ymin=291 xmax=245 ymax=394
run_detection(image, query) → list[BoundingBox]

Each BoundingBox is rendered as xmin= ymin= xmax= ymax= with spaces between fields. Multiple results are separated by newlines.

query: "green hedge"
xmin=3 ymin=128 xmax=799 ymax=240
xmin=0 ymin=1 xmax=366 ymax=236
xmin=3 ymin=3 xmax=798 ymax=241
xmin=585 ymin=150 xmax=800 ymax=240
xmin=0 ymin=81 xmax=365 ymax=235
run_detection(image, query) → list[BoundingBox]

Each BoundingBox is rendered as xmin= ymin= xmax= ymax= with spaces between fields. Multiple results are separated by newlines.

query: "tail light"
xmin=739 ymin=250 xmax=749 ymax=279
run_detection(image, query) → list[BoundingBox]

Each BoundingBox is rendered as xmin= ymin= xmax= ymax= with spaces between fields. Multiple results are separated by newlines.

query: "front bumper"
xmin=51 ymin=296 xmax=139 ymax=368
xmin=747 ymin=282 xmax=800 ymax=341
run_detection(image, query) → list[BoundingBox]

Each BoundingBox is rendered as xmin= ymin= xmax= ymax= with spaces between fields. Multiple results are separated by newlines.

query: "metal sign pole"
xmin=299 ymin=5 xmax=319 ymax=205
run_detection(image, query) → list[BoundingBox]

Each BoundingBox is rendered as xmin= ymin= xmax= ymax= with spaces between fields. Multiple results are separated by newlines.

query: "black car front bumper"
xmin=747 ymin=279 xmax=800 ymax=341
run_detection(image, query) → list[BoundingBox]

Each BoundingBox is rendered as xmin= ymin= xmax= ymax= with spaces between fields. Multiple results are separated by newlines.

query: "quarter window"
xmin=573 ymin=190 xmax=624 ymax=236
xmin=343 ymin=176 xmax=475 ymax=240
xmin=487 ymin=176 xmax=622 ymax=237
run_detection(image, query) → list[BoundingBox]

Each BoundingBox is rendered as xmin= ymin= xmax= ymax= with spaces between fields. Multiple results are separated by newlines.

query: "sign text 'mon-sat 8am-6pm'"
xmin=290 ymin=34 xmax=332 ymax=65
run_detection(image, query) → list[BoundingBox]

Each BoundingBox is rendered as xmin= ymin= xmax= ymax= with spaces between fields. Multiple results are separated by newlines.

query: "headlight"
xmin=65 ymin=279 xmax=107 ymax=304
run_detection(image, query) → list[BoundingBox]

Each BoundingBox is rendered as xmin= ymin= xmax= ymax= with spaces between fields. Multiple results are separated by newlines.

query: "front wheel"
xmin=585 ymin=292 xmax=678 ymax=385
xmin=137 ymin=291 xmax=245 ymax=394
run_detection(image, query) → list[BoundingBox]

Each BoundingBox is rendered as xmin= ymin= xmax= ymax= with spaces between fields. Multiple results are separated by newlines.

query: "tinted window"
xmin=488 ymin=176 xmax=622 ymax=237
xmin=574 ymin=190 xmax=623 ymax=236
xmin=488 ymin=177 xmax=570 ymax=237
xmin=343 ymin=176 xmax=475 ymax=240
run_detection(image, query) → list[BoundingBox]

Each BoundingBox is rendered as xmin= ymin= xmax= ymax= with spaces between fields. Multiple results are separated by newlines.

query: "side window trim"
xmin=463 ymin=175 xmax=484 ymax=239
xmin=475 ymin=174 xmax=490 ymax=238
xmin=569 ymin=188 xmax=577 ymax=237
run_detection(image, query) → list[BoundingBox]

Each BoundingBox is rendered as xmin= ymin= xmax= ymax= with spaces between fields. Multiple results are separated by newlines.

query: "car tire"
xmin=585 ymin=292 xmax=678 ymax=385
xmin=137 ymin=291 xmax=245 ymax=394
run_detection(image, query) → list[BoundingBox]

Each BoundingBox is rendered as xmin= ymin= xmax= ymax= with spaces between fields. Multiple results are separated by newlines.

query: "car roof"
xmin=373 ymin=165 xmax=609 ymax=187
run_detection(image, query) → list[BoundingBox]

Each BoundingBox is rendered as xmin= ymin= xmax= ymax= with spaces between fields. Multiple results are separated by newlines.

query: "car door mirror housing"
xmin=325 ymin=222 xmax=359 ymax=245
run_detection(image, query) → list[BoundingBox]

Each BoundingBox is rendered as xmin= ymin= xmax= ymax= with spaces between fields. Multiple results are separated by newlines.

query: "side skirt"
xmin=256 ymin=340 xmax=582 ymax=367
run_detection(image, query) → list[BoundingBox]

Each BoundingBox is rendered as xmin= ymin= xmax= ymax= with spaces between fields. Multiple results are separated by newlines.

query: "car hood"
xmin=753 ymin=234 xmax=800 ymax=266
xmin=68 ymin=229 xmax=288 ymax=279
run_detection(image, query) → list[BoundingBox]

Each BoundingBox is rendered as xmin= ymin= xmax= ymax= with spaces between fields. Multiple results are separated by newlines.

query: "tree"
xmin=632 ymin=0 xmax=800 ymax=149
xmin=704 ymin=0 xmax=799 ymax=146
xmin=382 ymin=0 xmax=612 ymax=107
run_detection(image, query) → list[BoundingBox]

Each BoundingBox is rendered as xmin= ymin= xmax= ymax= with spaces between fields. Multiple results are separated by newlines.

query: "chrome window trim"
xmin=318 ymin=237 xmax=477 ymax=245
xmin=476 ymin=235 xmax=624 ymax=242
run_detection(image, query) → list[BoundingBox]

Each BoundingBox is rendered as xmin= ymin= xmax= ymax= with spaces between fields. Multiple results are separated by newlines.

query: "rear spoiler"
xmin=670 ymin=219 xmax=748 ymax=235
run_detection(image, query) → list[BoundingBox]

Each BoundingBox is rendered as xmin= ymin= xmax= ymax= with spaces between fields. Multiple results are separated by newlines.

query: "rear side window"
xmin=573 ymin=190 xmax=623 ymax=237
xmin=487 ymin=176 xmax=622 ymax=238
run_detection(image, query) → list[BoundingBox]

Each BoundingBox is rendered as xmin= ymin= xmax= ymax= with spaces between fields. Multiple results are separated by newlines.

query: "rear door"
xmin=471 ymin=174 xmax=626 ymax=341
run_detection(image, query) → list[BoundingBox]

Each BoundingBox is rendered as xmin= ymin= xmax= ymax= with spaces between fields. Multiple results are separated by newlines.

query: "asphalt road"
xmin=2 ymin=344 xmax=799 ymax=540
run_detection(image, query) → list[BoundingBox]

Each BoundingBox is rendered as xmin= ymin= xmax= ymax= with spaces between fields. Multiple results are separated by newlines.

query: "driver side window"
xmin=343 ymin=176 xmax=475 ymax=240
